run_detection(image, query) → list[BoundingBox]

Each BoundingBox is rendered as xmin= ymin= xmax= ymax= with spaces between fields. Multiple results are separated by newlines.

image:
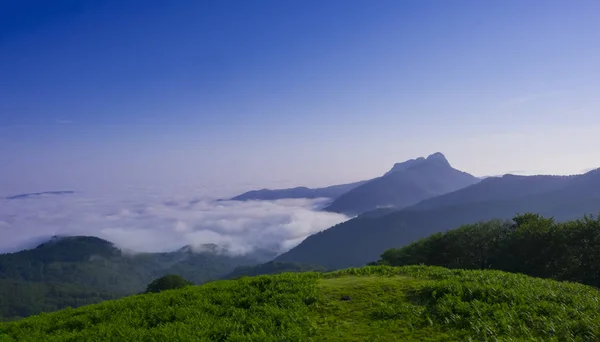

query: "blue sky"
xmin=2 ymin=0 xmax=600 ymax=195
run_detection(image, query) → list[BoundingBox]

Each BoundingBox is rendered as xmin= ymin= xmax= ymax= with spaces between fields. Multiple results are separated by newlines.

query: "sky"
xmin=2 ymin=0 xmax=600 ymax=196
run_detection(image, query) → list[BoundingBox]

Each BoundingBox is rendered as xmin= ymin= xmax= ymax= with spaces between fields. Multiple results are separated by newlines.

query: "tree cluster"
xmin=378 ymin=213 xmax=600 ymax=287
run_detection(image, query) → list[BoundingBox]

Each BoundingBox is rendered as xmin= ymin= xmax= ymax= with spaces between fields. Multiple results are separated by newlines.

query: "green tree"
xmin=145 ymin=274 xmax=193 ymax=294
xmin=378 ymin=213 xmax=600 ymax=288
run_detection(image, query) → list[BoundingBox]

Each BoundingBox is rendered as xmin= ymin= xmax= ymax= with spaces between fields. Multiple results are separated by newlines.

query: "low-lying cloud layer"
xmin=0 ymin=190 xmax=349 ymax=256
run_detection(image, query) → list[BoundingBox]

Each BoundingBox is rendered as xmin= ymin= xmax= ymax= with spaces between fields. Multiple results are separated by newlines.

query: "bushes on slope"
xmin=378 ymin=213 xmax=600 ymax=287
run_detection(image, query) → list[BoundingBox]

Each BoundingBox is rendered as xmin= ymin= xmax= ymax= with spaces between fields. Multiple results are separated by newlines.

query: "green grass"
xmin=1 ymin=266 xmax=600 ymax=341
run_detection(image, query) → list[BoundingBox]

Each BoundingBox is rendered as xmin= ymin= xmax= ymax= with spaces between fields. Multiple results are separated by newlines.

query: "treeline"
xmin=376 ymin=213 xmax=600 ymax=287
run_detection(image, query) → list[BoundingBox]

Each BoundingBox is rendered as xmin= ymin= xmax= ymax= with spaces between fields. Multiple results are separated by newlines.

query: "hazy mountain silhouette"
xmin=275 ymin=167 xmax=600 ymax=269
xmin=407 ymin=174 xmax=575 ymax=211
xmin=5 ymin=191 xmax=75 ymax=200
xmin=228 ymin=153 xmax=477 ymax=215
xmin=229 ymin=181 xmax=368 ymax=201
xmin=323 ymin=153 xmax=480 ymax=215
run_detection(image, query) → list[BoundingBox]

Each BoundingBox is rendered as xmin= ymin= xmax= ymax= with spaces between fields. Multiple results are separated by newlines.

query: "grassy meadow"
xmin=1 ymin=265 xmax=599 ymax=341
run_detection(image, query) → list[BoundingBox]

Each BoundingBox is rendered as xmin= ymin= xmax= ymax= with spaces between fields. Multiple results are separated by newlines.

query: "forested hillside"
xmin=0 ymin=237 xmax=263 ymax=321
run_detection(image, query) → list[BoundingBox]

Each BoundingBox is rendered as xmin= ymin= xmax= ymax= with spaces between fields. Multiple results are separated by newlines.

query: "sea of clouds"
xmin=0 ymin=188 xmax=349 ymax=255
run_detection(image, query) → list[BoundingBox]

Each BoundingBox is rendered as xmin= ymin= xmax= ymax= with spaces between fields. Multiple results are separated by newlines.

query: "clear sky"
xmin=2 ymin=0 xmax=600 ymax=196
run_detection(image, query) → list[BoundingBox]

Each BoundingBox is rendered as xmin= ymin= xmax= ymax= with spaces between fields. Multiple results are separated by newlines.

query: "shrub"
xmin=144 ymin=275 xmax=193 ymax=294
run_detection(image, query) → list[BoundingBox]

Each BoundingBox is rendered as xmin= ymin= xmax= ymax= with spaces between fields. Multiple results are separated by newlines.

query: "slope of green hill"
xmin=377 ymin=213 xmax=600 ymax=288
xmin=225 ymin=261 xmax=328 ymax=279
xmin=1 ymin=265 xmax=599 ymax=341
xmin=0 ymin=279 xmax=119 ymax=322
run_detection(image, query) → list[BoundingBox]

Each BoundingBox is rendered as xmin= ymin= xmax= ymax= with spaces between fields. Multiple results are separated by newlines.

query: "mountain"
xmin=275 ymin=168 xmax=600 ymax=269
xmin=407 ymin=174 xmax=575 ymax=211
xmin=229 ymin=152 xmax=478 ymax=215
xmin=383 ymin=152 xmax=446 ymax=175
xmin=2 ymin=265 xmax=599 ymax=341
xmin=229 ymin=180 xmax=368 ymax=201
xmin=0 ymin=236 xmax=264 ymax=320
xmin=5 ymin=191 xmax=75 ymax=200
xmin=323 ymin=152 xmax=480 ymax=215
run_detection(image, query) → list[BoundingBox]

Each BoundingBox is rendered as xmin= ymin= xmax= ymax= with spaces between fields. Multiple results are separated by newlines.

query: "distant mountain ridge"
xmin=406 ymin=174 xmax=576 ymax=212
xmin=5 ymin=191 xmax=75 ymax=200
xmin=229 ymin=181 xmax=368 ymax=201
xmin=229 ymin=152 xmax=480 ymax=216
xmin=323 ymin=152 xmax=480 ymax=215
xmin=275 ymin=166 xmax=600 ymax=269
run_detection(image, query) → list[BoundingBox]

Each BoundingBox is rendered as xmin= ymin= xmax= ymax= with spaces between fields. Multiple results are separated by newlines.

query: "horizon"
xmin=2 ymin=0 xmax=600 ymax=195
xmin=2 ymin=150 xmax=599 ymax=199
xmin=4 ymin=1 xmax=600 ymax=329
xmin=2 ymin=0 xmax=600 ymax=257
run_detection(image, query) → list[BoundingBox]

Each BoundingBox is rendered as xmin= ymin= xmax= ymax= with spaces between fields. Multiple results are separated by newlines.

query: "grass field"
xmin=1 ymin=265 xmax=599 ymax=341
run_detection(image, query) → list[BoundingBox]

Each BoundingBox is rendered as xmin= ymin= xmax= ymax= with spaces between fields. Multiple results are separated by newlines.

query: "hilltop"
xmin=225 ymin=261 xmax=328 ymax=279
xmin=1 ymin=265 xmax=599 ymax=341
